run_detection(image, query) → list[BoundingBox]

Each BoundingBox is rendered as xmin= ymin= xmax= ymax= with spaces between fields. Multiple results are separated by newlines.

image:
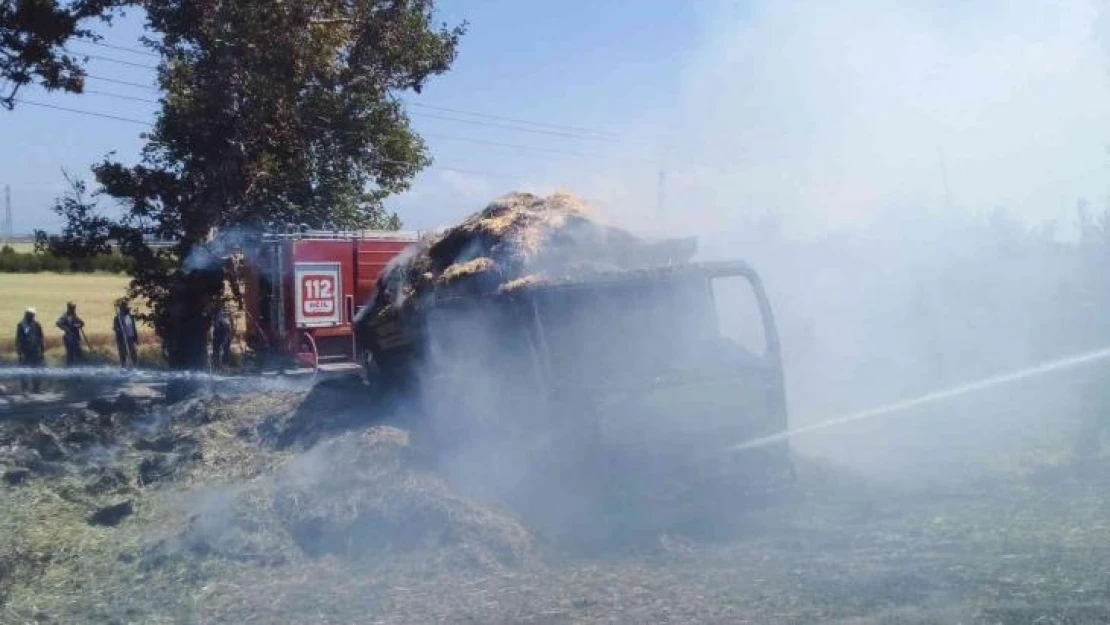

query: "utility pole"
xmin=2 ymin=185 xmax=11 ymax=244
xmin=656 ymin=170 xmax=666 ymax=216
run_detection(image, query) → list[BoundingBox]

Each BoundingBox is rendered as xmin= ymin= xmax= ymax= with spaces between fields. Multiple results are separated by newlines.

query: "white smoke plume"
xmin=526 ymin=0 xmax=1110 ymax=480
xmin=539 ymin=0 xmax=1110 ymax=241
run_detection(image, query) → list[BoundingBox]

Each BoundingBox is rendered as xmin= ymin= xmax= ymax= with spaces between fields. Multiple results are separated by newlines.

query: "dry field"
xmin=2 ymin=380 xmax=1110 ymax=624
xmin=0 ymin=273 xmax=152 ymax=363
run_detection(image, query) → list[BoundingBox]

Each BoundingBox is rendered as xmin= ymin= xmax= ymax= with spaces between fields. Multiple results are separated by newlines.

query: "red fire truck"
xmin=241 ymin=229 xmax=419 ymax=371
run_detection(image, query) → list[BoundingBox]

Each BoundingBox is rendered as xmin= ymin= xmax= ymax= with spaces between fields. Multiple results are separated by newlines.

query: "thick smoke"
xmin=162 ymin=0 xmax=1110 ymax=554
xmin=379 ymin=180 xmax=1110 ymax=543
xmin=358 ymin=193 xmax=794 ymax=547
xmin=506 ymin=0 xmax=1110 ymax=483
xmin=737 ymin=212 xmax=1110 ymax=481
xmin=548 ymin=0 xmax=1110 ymax=236
xmin=182 ymin=226 xmax=263 ymax=275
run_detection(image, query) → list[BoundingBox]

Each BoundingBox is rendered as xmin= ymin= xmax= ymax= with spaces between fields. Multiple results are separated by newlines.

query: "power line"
xmin=53 ymin=87 xmax=617 ymax=160
xmin=86 ymin=74 xmax=158 ymax=91
xmin=421 ymin=131 xmax=657 ymax=166
xmin=71 ymin=39 xmax=159 ymax=58
xmin=14 ymin=99 xmax=153 ymax=126
xmin=81 ymin=77 xmax=633 ymax=145
xmin=411 ymin=110 xmax=618 ymax=142
xmin=72 ymin=51 xmax=158 ymax=70
xmin=11 ymin=99 xmax=527 ymax=179
xmin=407 ymin=101 xmax=619 ymax=138
xmin=84 ymin=89 xmax=159 ymax=104
xmin=422 ymin=132 xmax=602 ymax=158
xmin=396 ymin=161 xmax=524 ymax=180
xmin=72 ymin=43 xmax=622 ymax=140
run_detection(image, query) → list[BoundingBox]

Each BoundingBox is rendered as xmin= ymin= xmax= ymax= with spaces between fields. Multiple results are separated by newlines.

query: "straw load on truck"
xmin=365 ymin=191 xmax=696 ymax=321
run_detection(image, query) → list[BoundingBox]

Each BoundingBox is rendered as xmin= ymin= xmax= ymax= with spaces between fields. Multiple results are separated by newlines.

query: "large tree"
xmin=53 ymin=0 xmax=464 ymax=368
xmin=0 ymin=0 xmax=125 ymax=109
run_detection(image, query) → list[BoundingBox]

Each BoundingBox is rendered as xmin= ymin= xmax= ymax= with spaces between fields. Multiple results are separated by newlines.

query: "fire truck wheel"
xmin=299 ymin=333 xmax=320 ymax=373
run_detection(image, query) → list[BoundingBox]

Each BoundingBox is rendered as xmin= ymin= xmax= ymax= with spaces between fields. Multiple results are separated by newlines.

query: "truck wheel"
xmin=299 ymin=333 xmax=320 ymax=374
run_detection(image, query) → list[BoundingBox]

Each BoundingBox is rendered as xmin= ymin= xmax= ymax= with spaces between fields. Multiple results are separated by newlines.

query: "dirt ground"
xmin=1 ymin=379 xmax=1109 ymax=624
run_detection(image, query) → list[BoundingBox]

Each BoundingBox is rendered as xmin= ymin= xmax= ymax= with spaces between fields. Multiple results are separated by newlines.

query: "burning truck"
xmin=353 ymin=193 xmax=794 ymax=513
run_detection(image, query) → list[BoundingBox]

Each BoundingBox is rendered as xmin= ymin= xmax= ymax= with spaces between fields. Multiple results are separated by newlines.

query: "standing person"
xmin=15 ymin=307 xmax=45 ymax=394
xmin=55 ymin=302 xmax=85 ymax=366
xmin=113 ymin=300 xmax=139 ymax=369
xmin=210 ymin=305 xmax=233 ymax=370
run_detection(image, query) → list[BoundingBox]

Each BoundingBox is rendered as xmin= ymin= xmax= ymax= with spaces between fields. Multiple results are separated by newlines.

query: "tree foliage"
xmin=34 ymin=173 xmax=116 ymax=257
xmin=0 ymin=0 xmax=126 ymax=109
xmin=30 ymin=174 xmax=131 ymax=272
xmin=57 ymin=0 xmax=464 ymax=367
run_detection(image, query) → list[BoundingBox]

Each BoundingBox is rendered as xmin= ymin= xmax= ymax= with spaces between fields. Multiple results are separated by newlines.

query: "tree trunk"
xmin=163 ymin=271 xmax=223 ymax=370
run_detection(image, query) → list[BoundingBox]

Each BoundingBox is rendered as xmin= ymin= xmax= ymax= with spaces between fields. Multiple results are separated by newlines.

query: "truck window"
xmin=711 ymin=275 xmax=767 ymax=358
xmin=535 ymin=278 xmax=719 ymax=386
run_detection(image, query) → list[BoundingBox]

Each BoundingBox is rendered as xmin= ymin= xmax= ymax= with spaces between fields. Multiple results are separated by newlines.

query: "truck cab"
xmin=356 ymin=260 xmax=792 ymax=496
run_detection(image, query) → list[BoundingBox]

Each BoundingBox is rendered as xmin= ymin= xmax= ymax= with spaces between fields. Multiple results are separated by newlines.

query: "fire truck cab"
xmin=242 ymin=229 xmax=419 ymax=371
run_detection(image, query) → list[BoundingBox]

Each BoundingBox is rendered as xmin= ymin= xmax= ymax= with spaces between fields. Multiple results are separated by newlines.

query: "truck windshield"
xmin=535 ymin=274 xmax=767 ymax=387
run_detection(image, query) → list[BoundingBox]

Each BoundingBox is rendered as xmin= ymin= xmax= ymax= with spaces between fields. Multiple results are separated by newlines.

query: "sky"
xmin=1 ymin=0 xmax=1108 ymax=238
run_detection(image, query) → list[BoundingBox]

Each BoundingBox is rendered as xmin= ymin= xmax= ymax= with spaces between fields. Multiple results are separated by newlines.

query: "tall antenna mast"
xmin=3 ymin=185 xmax=12 ymax=244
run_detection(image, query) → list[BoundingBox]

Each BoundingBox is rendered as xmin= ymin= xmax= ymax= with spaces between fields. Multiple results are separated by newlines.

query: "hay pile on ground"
xmin=368 ymin=191 xmax=695 ymax=318
xmin=0 ymin=382 xmax=536 ymax=622
xmin=5 ymin=381 xmax=1110 ymax=623
xmin=273 ymin=427 xmax=534 ymax=569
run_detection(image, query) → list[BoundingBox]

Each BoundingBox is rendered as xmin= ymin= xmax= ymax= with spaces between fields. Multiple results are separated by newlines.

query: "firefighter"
xmin=113 ymin=300 xmax=140 ymax=369
xmin=55 ymin=301 xmax=85 ymax=366
xmin=210 ymin=304 xmax=233 ymax=370
xmin=15 ymin=307 xmax=45 ymax=394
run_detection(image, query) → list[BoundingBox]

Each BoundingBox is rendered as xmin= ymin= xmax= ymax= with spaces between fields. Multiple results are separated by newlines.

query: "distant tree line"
xmin=0 ymin=243 xmax=130 ymax=273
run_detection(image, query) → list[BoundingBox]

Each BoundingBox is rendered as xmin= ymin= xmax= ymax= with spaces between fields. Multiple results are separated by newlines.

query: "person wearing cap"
xmin=113 ymin=300 xmax=140 ymax=369
xmin=55 ymin=301 xmax=86 ymax=366
xmin=15 ymin=307 xmax=45 ymax=393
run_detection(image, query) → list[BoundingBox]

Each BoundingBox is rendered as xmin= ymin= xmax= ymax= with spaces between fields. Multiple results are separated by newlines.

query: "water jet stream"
xmin=729 ymin=346 xmax=1110 ymax=452
xmin=0 ymin=366 xmax=320 ymax=396
xmin=0 ymin=366 xmax=242 ymax=383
